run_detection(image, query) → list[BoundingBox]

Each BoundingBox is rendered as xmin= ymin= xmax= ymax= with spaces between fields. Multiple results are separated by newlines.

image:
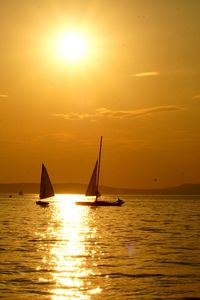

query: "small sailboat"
xmin=36 ymin=163 xmax=54 ymax=207
xmin=75 ymin=137 xmax=124 ymax=206
xmin=18 ymin=190 xmax=23 ymax=196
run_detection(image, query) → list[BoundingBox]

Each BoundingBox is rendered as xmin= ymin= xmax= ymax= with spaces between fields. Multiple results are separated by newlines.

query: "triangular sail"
xmin=85 ymin=160 xmax=98 ymax=196
xmin=39 ymin=164 xmax=55 ymax=199
xmin=85 ymin=137 xmax=102 ymax=200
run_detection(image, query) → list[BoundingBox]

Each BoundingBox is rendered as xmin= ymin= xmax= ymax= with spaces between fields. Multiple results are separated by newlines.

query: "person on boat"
xmin=117 ymin=198 xmax=124 ymax=204
xmin=94 ymin=190 xmax=101 ymax=202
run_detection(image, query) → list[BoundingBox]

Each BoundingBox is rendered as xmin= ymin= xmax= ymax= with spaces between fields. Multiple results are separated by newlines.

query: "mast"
xmin=39 ymin=163 xmax=45 ymax=199
xmin=96 ymin=136 xmax=102 ymax=200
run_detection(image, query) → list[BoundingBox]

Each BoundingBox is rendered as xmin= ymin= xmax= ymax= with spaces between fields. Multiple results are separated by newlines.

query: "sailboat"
xmin=75 ymin=137 xmax=124 ymax=206
xmin=36 ymin=163 xmax=55 ymax=207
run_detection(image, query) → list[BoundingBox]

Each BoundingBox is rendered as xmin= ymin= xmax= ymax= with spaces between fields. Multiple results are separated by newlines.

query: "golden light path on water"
xmin=48 ymin=194 xmax=102 ymax=299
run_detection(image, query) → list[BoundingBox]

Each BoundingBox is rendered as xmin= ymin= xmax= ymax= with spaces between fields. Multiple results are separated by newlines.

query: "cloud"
xmin=0 ymin=94 xmax=8 ymax=98
xmin=53 ymin=113 xmax=93 ymax=121
xmin=96 ymin=106 xmax=183 ymax=119
xmin=133 ymin=72 xmax=160 ymax=77
xmin=193 ymin=94 xmax=200 ymax=99
xmin=53 ymin=105 xmax=183 ymax=121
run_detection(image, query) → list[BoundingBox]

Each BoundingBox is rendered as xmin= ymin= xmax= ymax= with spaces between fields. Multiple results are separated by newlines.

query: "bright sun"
xmin=55 ymin=32 xmax=89 ymax=62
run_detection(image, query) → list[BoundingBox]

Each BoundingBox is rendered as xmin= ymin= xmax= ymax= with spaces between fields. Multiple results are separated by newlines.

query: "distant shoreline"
xmin=1 ymin=183 xmax=200 ymax=195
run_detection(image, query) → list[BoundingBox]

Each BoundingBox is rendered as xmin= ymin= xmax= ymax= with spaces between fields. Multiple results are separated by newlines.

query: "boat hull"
xmin=75 ymin=200 xmax=124 ymax=206
xmin=36 ymin=200 xmax=49 ymax=207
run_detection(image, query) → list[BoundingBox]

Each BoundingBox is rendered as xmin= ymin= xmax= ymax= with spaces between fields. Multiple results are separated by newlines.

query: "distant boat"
xmin=36 ymin=163 xmax=54 ymax=207
xmin=18 ymin=190 xmax=23 ymax=195
xmin=75 ymin=137 xmax=124 ymax=207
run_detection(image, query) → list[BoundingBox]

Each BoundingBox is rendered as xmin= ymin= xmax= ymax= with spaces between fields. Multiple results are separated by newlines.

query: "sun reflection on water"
xmin=47 ymin=194 xmax=102 ymax=299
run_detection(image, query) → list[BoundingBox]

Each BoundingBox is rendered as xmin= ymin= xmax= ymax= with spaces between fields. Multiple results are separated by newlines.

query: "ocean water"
xmin=0 ymin=194 xmax=200 ymax=300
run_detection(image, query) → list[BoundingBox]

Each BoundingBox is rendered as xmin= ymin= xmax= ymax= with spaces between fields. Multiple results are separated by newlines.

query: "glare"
xmin=35 ymin=194 xmax=102 ymax=299
xmin=49 ymin=194 xmax=101 ymax=299
xmin=55 ymin=32 xmax=89 ymax=62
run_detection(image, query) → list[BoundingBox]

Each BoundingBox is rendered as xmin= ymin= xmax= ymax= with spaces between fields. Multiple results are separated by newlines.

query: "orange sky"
xmin=1 ymin=0 xmax=200 ymax=188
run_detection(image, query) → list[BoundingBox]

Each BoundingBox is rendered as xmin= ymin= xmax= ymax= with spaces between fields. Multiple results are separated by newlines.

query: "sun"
xmin=55 ymin=31 xmax=89 ymax=63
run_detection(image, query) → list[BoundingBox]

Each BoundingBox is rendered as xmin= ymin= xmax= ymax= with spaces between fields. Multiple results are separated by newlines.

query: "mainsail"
xmin=85 ymin=137 xmax=102 ymax=200
xmin=39 ymin=164 xmax=55 ymax=199
xmin=85 ymin=160 xmax=99 ymax=197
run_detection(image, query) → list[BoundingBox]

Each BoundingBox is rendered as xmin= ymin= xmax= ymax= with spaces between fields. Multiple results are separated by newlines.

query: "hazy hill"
xmin=1 ymin=183 xmax=200 ymax=195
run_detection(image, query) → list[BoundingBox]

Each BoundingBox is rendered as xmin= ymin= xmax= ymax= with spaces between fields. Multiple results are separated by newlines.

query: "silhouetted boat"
xmin=76 ymin=137 xmax=124 ymax=207
xmin=18 ymin=190 xmax=23 ymax=195
xmin=36 ymin=163 xmax=54 ymax=207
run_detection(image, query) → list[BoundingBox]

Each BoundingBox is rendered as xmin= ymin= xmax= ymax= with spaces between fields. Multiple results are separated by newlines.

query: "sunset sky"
xmin=1 ymin=0 xmax=200 ymax=189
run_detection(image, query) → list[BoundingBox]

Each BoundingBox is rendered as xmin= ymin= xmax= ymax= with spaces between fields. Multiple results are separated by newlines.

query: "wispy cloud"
xmin=53 ymin=105 xmax=183 ymax=121
xmin=97 ymin=106 xmax=182 ymax=119
xmin=193 ymin=94 xmax=200 ymax=99
xmin=133 ymin=69 xmax=197 ymax=78
xmin=53 ymin=113 xmax=94 ymax=121
xmin=0 ymin=94 xmax=8 ymax=98
xmin=133 ymin=71 xmax=160 ymax=77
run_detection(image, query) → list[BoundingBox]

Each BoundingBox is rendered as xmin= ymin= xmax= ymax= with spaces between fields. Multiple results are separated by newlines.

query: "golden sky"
xmin=1 ymin=0 xmax=200 ymax=188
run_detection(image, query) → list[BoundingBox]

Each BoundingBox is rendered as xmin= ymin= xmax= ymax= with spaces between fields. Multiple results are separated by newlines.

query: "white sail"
xmin=85 ymin=160 xmax=98 ymax=196
xmin=39 ymin=164 xmax=54 ymax=199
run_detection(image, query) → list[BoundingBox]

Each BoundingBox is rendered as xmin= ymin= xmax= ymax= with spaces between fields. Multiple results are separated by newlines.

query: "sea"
xmin=0 ymin=194 xmax=200 ymax=300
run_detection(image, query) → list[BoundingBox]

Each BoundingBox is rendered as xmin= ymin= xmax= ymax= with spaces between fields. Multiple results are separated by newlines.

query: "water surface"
xmin=0 ymin=194 xmax=200 ymax=299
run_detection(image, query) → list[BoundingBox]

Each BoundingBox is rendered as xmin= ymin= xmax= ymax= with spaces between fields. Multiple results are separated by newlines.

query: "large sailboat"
xmin=75 ymin=137 xmax=124 ymax=206
xmin=36 ymin=163 xmax=55 ymax=207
